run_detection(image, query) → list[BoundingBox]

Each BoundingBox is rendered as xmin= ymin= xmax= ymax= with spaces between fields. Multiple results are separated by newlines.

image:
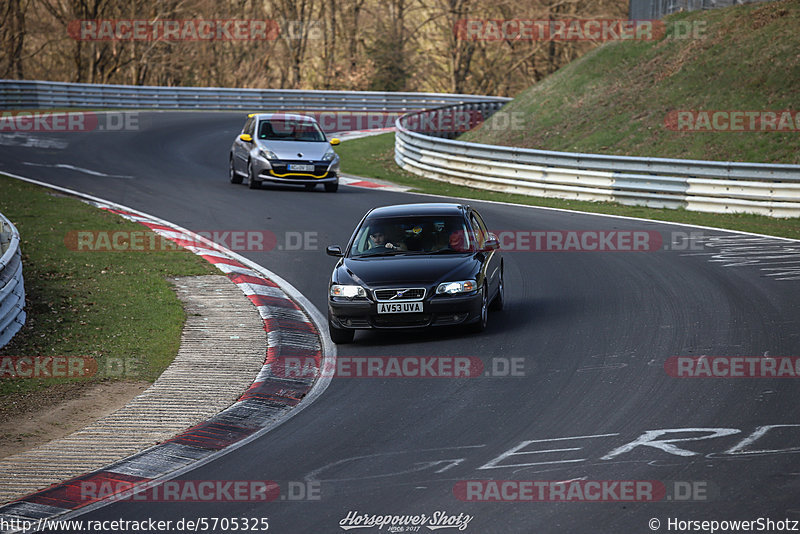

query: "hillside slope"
xmin=462 ymin=0 xmax=800 ymax=164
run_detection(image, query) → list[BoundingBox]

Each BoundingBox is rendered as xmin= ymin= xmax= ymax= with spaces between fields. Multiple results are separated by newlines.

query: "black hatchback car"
xmin=326 ymin=203 xmax=504 ymax=343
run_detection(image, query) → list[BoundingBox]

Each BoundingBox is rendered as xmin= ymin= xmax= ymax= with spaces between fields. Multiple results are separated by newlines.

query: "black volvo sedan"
xmin=325 ymin=203 xmax=504 ymax=343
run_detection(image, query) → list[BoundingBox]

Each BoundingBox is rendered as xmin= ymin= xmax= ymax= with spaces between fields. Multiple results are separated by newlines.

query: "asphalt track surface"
xmin=1 ymin=112 xmax=799 ymax=533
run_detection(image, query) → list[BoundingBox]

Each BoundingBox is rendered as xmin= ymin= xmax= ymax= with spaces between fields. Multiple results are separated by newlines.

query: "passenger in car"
xmin=449 ymin=229 xmax=469 ymax=251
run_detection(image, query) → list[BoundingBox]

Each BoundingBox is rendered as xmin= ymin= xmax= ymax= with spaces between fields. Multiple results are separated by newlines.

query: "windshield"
xmin=257 ymin=118 xmax=326 ymax=142
xmin=349 ymin=216 xmax=474 ymax=257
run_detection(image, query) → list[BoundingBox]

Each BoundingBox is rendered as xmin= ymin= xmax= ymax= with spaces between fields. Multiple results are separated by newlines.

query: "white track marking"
xmin=22 ymin=161 xmax=133 ymax=179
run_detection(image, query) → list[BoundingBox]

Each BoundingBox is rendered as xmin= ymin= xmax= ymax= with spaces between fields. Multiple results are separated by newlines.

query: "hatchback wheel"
xmin=229 ymin=157 xmax=242 ymax=184
xmin=247 ymin=161 xmax=260 ymax=189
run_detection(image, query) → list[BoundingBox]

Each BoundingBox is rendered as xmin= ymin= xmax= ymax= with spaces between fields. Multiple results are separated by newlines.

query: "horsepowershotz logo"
xmin=339 ymin=511 xmax=473 ymax=531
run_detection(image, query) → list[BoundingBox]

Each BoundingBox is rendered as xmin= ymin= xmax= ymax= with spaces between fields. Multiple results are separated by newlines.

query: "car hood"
xmin=258 ymin=140 xmax=330 ymax=160
xmin=338 ymin=255 xmax=479 ymax=287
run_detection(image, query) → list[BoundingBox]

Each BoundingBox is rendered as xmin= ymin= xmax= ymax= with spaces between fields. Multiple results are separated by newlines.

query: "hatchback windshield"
xmin=350 ymin=216 xmax=475 ymax=256
xmin=258 ymin=118 xmax=326 ymax=142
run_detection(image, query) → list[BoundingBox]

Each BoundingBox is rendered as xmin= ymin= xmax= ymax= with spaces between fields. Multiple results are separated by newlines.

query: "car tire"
xmin=305 ymin=184 xmax=317 ymax=191
xmin=324 ymin=182 xmax=339 ymax=193
xmin=229 ymin=157 xmax=242 ymax=184
xmin=490 ymin=268 xmax=504 ymax=311
xmin=328 ymin=316 xmax=354 ymax=344
xmin=469 ymin=284 xmax=489 ymax=333
xmin=247 ymin=160 xmax=260 ymax=189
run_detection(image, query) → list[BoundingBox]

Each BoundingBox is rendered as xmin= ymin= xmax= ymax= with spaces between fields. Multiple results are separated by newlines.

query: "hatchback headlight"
xmin=330 ymin=284 xmax=367 ymax=298
xmin=322 ymin=148 xmax=336 ymax=161
xmin=436 ymin=280 xmax=476 ymax=295
xmin=259 ymin=148 xmax=278 ymax=160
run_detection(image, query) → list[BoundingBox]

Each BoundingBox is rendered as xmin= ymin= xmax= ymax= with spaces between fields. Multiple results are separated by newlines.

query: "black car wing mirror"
xmin=326 ymin=245 xmax=344 ymax=257
xmin=483 ymin=233 xmax=500 ymax=251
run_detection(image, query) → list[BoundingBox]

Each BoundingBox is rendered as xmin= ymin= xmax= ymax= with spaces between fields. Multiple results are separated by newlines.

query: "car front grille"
xmin=269 ymin=161 xmax=329 ymax=177
xmin=374 ymin=288 xmax=426 ymax=302
xmin=373 ymin=314 xmax=431 ymax=328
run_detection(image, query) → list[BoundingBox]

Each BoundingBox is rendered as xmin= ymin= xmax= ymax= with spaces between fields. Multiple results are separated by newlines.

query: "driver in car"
xmin=369 ymin=226 xmax=405 ymax=250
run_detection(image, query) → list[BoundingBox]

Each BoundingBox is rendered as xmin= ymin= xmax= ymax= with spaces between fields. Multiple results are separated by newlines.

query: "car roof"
xmin=250 ymin=113 xmax=318 ymax=123
xmin=366 ymin=203 xmax=468 ymax=218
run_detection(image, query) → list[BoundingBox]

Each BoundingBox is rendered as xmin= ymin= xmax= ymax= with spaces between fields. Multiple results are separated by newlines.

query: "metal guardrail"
xmin=629 ymin=0 xmax=775 ymax=20
xmin=395 ymin=104 xmax=800 ymax=218
xmin=0 ymin=80 xmax=509 ymax=111
xmin=3 ymin=80 xmax=798 ymax=217
xmin=0 ymin=212 xmax=25 ymax=349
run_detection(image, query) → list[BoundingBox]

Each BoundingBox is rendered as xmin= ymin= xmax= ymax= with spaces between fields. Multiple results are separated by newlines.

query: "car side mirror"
xmin=329 ymin=138 xmax=341 ymax=146
xmin=326 ymin=245 xmax=343 ymax=257
xmin=239 ymin=134 xmax=253 ymax=142
xmin=483 ymin=234 xmax=500 ymax=251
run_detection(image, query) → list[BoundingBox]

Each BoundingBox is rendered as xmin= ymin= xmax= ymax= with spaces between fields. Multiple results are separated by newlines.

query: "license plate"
xmin=288 ymin=164 xmax=314 ymax=172
xmin=377 ymin=302 xmax=423 ymax=314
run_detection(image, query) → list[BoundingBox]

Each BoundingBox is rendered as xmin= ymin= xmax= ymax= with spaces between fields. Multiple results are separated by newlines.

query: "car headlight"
xmin=330 ymin=284 xmax=367 ymax=298
xmin=322 ymin=148 xmax=336 ymax=161
xmin=258 ymin=148 xmax=278 ymax=160
xmin=436 ymin=280 xmax=477 ymax=295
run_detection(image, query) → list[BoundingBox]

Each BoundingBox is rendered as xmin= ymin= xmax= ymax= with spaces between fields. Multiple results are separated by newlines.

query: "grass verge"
xmin=0 ymin=174 xmax=217 ymax=407
xmin=461 ymin=0 xmax=800 ymax=163
xmin=337 ymin=133 xmax=800 ymax=239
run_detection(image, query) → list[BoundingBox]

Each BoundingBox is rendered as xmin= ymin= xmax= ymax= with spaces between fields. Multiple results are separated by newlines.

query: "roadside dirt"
xmin=0 ymin=380 xmax=150 ymax=460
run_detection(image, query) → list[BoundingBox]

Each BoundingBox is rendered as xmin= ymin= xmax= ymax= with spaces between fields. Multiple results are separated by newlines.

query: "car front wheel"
xmin=469 ymin=284 xmax=489 ymax=333
xmin=490 ymin=268 xmax=504 ymax=311
xmin=324 ymin=182 xmax=338 ymax=193
xmin=247 ymin=160 xmax=260 ymax=189
xmin=229 ymin=157 xmax=242 ymax=184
